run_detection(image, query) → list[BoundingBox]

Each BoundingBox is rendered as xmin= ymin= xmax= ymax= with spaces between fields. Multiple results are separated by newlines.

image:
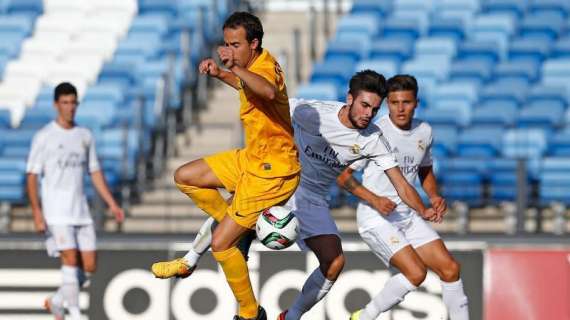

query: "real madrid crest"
xmin=350 ymin=144 xmax=361 ymax=154
xmin=418 ymin=140 xmax=425 ymax=151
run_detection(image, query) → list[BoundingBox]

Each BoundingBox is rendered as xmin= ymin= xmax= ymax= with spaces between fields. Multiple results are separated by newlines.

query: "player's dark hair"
xmin=54 ymin=82 xmax=77 ymax=101
xmin=223 ymin=11 xmax=264 ymax=52
xmin=387 ymin=74 xmax=418 ymax=98
xmin=348 ymin=70 xmax=387 ymax=99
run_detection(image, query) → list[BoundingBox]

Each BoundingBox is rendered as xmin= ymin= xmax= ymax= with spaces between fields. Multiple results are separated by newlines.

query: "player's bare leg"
xmin=416 ymin=240 xmax=469 ymax=320
xmin=351 ymin=246 xmax=423 ymax=320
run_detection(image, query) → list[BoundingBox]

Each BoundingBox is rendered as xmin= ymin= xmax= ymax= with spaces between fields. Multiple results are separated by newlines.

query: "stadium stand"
xmin=294 ymin=0 xmax=570 ymax=214
xmin=0 ymin=0 xmax=240 ymax=228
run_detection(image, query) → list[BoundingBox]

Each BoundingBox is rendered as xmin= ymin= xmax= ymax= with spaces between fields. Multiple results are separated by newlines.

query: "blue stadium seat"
xmin=0 ymin=109 xmax=10 ymax=128
xmin=528 ymin=0 xmax=570 ymax=18
xmin=336 ymin=14 xmax=380 ymax=39
xmin=482 ymin=0 xmax=528 ymax=18
xmin=351 ymin=0 xmax=393 ymax=19
xmin=517 ymin=102 xmax=565 ymax=129
xmin=438 ymin=157 xmax=487 ymax=177
xmin=422 ymin=100 xmax=471 ymax=127
xmin=414 ymin=37 xmax=457 ymax=60
xmin=324 ymin=37 xmax=370 ymax=65
xmin=548 ymin=130 xmax=570 ymax=156
xmin=0 ymin=171 xmax=25 ymax=202
xmin=449 ymin=60 xmax=493 ymax=85
xmin=310 ymin=57 xmax=355 ymax=100
xmin=493 ymin=60 xmax=540 ymax=84
xmin=435 ymin=0 xmax=480 ymax=12
xmin=295 ymin=83 xmax=338 ymax=101
xmin=382 ymin=16 xmax=422 ymax=41
xmin=138 ymin=0 xmax=179 ymax=17
xmin=98 ymin=63 xmax=137 ymax=88
xmin=526 ymin=85 xmax=568 ymax=106
xmin=130 ymin=15 xmax=170 ymax=37
xmin=508 ymin=37 xmax=551 ymax=64
xmin=432 ymin=125 xmax=458 ymax=157
xmin=457 ymin=40 xmax=501 ymax=64
xmin=19 ymin=107 xmax=55 ymax=129
xmin=503 ymin=128 xmax=548 ymax=159
xmin=519 ymin=13 xmax=565 ymax=42
xmin=76 ymin=101 xmax=117 ymax=128
xmin=471 ymin=101 xmax=518 ymax=127
xmin=355 ymin=59 xmax=399 ymax=79
xmin=539 ymin=157 xmax=570 ymax=205
xmin=0 ymin=15 xmax=34 ymax=37
xmin=542 ymin=58 xmax=570 ymax=90
xmin=479 ymin=80 xmax=528 ymax=106
xmin=431 ymin=82 xmax=479 ymax=105
xmin=440 ymin=173 xmax=484 ymax=207
xmin=428 ymin=16 xmax=466 ymax=41
xmin=472 ymin=13 xmax=517 ymax=39
xmin=551 ymin=37 xmax=570 ymax=59
xmin=458 ymin=127 xmax=504 ymax=157
xmin=5 ymin=0 xmax=42 ymax=17
xmin=370 ymin=38 xmax=414 ymax=64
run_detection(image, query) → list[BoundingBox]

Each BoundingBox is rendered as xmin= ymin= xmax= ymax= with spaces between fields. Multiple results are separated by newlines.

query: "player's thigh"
xmin=304 ymin=234 xmax=345 ymax=279
xmin=174 ymin=159 xmax=225 ymax=188
xmin=211 ymin=214 xmax=251 ymax=252
xmin=390 ymin=246 xmax=427 ymax=286
xmin=60 ymin=249 xmax=79 ymax=266
xmin=76 ymin=224 xmax=97 ymax=272
xmin=415 ymin=239 xmax=460 ymax=281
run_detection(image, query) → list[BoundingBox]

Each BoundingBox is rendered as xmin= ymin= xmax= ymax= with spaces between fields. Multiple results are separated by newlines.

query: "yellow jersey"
xmin=238 ymin=49 xmax=300 ymax=178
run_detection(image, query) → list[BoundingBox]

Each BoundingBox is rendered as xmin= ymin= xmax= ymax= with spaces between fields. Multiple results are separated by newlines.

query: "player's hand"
xmin=217 ymin=46 xmax=235 ymax=69
xmin=371 ymin=196 xmax=396 ymax=215
xmin=420 ymin=208 xmax=441 ymax=223
xmin=110 ymin=205 xmax=125 ymax=223
xmin=32 ymin=210 xmax=46 ymax=233
xmin=198 ymin=58 xmax=220 ymax=77
xmin=430 ymin=196 xmax=447 ymax=216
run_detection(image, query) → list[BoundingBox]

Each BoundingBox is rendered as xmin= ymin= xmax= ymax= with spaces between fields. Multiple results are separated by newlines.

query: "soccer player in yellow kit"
xmin=151 ymin=12 xmax=299 ymax=320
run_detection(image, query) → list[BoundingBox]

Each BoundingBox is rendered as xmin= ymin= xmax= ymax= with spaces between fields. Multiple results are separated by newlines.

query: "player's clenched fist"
xmin=199 ymin=58 xmax=220 ymax=77
xmin=371 ymin=196 xmax=397 ymax=215
xmin=217 ymin=46 xmax=235 ymax=69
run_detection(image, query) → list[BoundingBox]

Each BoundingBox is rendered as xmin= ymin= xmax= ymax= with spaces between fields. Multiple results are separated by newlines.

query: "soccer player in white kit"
xmin=277 ymin=71 xmax=440 ymax=320
xmin=26 ymin=82 xmax=125 ymax=320
xmin=339 ymin=75 xmax=469 ymax=320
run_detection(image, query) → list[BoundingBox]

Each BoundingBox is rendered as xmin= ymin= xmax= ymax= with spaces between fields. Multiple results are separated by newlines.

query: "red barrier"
xmin=485 ymin=248 xmax=570 ymax=320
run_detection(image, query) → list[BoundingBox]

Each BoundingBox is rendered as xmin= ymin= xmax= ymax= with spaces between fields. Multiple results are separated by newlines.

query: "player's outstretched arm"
xmin=218 ymin=46 xmax=278 ymax=101
xmin=26 ymin=173 xmax=45 ymax=233
xmin=385 ymin=167 xmax=440 ymax=223
xmin=198 ymin=58 xmax=240 ymax=90
xmin=337 ymin=167 xmax=397 ymax=215
xmin=419 ymin=166 xmax=447 ymax=218
xmin=91 ymin=171 xmax=124 ymax=223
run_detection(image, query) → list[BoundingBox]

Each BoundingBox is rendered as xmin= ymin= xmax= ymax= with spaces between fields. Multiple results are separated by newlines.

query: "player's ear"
xmin=347 ymin=93 xmax=353 ymax=106
xmin=250 ymin=38 xmax=259 ymax=51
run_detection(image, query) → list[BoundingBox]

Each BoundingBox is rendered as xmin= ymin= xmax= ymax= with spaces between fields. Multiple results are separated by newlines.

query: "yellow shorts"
xmin=204 ymin=149 xmax=300 ymax=229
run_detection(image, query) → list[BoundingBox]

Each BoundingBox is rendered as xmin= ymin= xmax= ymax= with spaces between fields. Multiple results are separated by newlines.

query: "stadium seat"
xmin=479 ymin=80 xmax=528 ymax=106
xmin=542 ymin=58 xmax=570 ymax=91
xmin=370 ymin=38 xmax=414 ymax=64
xmin=471 ymin=101 xmax=518 ymax=127
xmin=526 ymin=85 xmax=568 ymax=106
xmin=6 ymin=0 xmax=43 ymax=17
xmin=414 ymin=37 xmax=457 ymax=61
xmin=18 ymin=107 xmax=54 ymax=129
xmin=482 ymin=0 xmax=528 ymax=18
xmin=528 ymin=0 xmax=570 ymax=18
xmin=539 ymin=157 xmax=570 ymax=205
xmin=382 ymin=16 xmax=422 ymax=40
xmin=335 ymin=14 xmax=380 ymax=40
xmin=295 ymin=83 xmax=338 ymax=101
xmin=517 ymin=103 xmax=565 ymax=129
xmin=350 ymin=0 xmax=393 ymax=19
xmin=440 ymin=172 xmax=484 ymax=207
xmin=428 ymin=16 xmax=466 ymax=42
xmin=324 ymin=37 xmax=370 ymax=65
xmin=431 ymin=82 xmax=479 ymax=105
xmin=422 ymin=100 xmax=471 ymax=127
xmin=503 ymin=128 xmax=548 ymax=159
xmin=310 ymin=57 xmax=355 ymax=100
xmin=431 ymin=125 xmax=458 ymax=157
xmin=493 ymin=60 xmax=540 ymax=84
xmin=548 ymin=130 xmax=570 ymax=156
xmin=449 ymin=60 xmax=493 ymax=85
xmin=508 ymin=37 xmax=551 ymax=64
xmin=355 ymin=59 xmax=399 ymax=79
xmin=519 ymin=13 xmax=565 ymax=42
xmin=457 ymin=40 xmax=501 ymax=65
xmin=458 ymin=127 xmax=504 ymax=158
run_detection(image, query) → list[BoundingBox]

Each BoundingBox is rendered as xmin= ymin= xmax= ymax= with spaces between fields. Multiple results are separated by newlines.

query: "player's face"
xmin=387 ymin=90 xmax=417 ymax=130
xmin=347 ymin=91 xmax=382 ymax=129
xmin=223 ymin=26 xmax=259 ymax=68
xmin=54 ymin=94 xmax=78 ymax=124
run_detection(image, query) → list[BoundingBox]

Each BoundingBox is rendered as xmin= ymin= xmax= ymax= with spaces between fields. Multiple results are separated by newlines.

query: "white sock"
xmin=442 ymin=279 xmax=469 ymax=320
xmin=360 ymin=273 xmax=417 ymax=320
xmin=183 ymin=217 xmax=215 ymax=266
xmin=60 ymin=266 xmax=80 ymax=319
xmin=286 ymin=268 xmax=335 ymax=320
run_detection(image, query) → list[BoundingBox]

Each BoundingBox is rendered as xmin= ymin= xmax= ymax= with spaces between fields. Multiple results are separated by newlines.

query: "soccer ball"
xmin=256 ymin=206 xmax=298 ymax=250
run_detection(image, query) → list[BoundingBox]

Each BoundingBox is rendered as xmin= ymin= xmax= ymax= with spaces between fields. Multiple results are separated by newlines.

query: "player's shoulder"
xmin=33 ymin=122 xmax=55 ymax=141
xmin=411 ymin=118 xmax=432 ymax=136
xmin=289 ymin=98 xmax=342 ymax=117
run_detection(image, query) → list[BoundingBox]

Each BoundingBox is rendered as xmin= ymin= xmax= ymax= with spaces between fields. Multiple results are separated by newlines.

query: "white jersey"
xmin=289 ymin=99 xmax=398 ymax=198
xmin=353 ymin=115 xmax=433 ymax=225
xmin=27 ymin=121 xmax=101 ymax=225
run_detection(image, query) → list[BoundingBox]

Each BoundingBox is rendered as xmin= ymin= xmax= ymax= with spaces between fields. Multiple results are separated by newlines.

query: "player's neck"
xmin=245 ymin=50 xmax=261 ymax=69
xmin=55 ymin=117 xmax=75 ymax=130
xmin=338 ymin=105 xmax=356 ymax=129
xmin=389 ymin=114 xmax=411 ymax=131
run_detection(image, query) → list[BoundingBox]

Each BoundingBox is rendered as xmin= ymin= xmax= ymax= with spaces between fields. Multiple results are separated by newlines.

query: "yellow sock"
xmin=212 ymin=247 xmax=258 ymax=318
xmin=176 ymin=183 xmax=228 ymax=222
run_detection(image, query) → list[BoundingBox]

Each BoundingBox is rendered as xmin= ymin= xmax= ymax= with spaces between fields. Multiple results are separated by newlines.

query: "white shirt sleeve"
xmin=363 ymin=133 xmax=399 ymax=171
xmin=87 ymin=131 xmax=101 ymax=173
xmin=349 ymin=158 xmax=369 ymax=171
xmin=26 ymin=132 xmax=45 ymax=174
xmin=420 ymin=133 xmax=433 ymax=167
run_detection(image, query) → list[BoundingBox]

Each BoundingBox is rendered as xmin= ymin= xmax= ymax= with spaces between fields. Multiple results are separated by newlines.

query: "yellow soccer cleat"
xmin=349 ymin=310 xmax=362 ymax=320
xmin=151 ymin=258 xmax=195 ymax=279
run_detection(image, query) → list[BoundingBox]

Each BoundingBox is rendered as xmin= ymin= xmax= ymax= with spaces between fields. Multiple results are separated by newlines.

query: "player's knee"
xmin=60 ymin=252 xmax=79 ymax=266
xmin=210 ymin=234 xmax=230 ymax=252
xmin=406 ymin=264 xmax=427 ymax=287
xmin=441 ymin=259 xmax=461 ymax=282
xmin=322 ymin=254 xmax=345 ymax=280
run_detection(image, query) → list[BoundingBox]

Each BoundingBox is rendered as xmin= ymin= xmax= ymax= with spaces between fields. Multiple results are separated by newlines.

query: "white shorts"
xmin=359 ymin=214 xmax=440 ymax=267
xmin=45 ymin=224 xmax=97 ymax=258
xmin=285 ymin=187 xmax=339 ymax=251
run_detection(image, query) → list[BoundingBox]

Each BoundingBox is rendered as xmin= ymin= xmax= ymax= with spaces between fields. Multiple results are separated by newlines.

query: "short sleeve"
xmin=250 ymin=61 xmax=278 ymax=87
xmin=26 ymin=132 xmax=45 ymax=174
xmin=349 ymin=158 xmax=369 ymax=171
xmin=87 ymin=132 xmax=101 ymax=173
xmin=363 ymin=133 xmax=399 ymax=171
xmin=420 ymin=132 xmax=433 ymax=167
